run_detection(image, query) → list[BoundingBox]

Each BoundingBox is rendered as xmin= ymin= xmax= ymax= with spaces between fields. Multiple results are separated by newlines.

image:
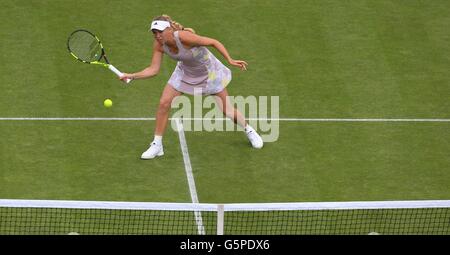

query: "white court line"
xmin=0 ymin=117 xmax=156 ymax=121
xmin=175 ymin=118 xmax=205 ymax=235
xmin=272 ymin=118 xmax=450 ymax=122
xmin=0 ymin=117 xmax=449 ymax=122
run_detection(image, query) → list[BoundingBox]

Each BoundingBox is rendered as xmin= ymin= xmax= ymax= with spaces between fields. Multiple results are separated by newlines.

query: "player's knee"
xmin=158 ymin=99 xmax=172 ymax=111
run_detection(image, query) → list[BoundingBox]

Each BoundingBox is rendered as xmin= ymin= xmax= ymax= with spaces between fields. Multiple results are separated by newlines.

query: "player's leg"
xmin=155 ymin=84 xmax=182 ymax=136
xmin=214 ymin=88 xmax=263 ymax=149
xmin=142 ymin=84 xmax=182 ymax=159
xmin=213 ymin=88 xmax=247 ymax=127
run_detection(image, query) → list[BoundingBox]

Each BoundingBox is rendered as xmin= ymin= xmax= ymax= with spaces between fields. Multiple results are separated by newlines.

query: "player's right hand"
xmin=120 ymin=73 xmax=134 ymax=83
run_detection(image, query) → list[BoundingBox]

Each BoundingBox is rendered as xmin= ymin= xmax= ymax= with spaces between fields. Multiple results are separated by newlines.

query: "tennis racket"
xmin=67 ymin=29 xmax=131 ymax=83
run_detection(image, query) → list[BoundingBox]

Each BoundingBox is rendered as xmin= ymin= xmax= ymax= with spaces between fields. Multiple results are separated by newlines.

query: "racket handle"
xmin=108 ymin=65 xmax=132 ymax=84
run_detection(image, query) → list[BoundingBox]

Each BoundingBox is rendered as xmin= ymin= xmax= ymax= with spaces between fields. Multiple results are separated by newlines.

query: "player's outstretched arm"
xmin=179 ymin=31 xmax=248 ymax=71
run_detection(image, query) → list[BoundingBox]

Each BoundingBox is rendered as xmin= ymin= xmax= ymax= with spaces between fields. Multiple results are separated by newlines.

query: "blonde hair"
xmin=152 ymin=14 xmax=196 ymax=34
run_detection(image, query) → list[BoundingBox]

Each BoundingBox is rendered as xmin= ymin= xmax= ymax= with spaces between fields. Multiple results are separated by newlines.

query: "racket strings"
xmin=68 ymin=31 xmax=102 ymax=62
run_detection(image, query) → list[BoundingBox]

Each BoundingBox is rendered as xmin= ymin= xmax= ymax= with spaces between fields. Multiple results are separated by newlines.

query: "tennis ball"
xmin=104 ymin=99 xmax=113 ymax=108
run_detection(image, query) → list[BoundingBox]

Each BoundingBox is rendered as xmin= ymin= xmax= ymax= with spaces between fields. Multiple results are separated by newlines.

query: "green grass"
xmin=0 ymin=121 xmax=190 ymax=202
xmin=188 ymin=122 xmax=450 ymax=203
xmin=0 ymin=0 xmax=449 ymax=234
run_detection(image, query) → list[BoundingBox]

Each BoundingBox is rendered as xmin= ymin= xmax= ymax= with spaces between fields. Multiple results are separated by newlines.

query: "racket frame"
xmin=67 ymin=29 xmax=131 ymax=83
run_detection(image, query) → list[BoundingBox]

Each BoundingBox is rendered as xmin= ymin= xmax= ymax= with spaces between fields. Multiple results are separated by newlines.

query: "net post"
xmin=217 ymin=204 xmax=224 ymax=235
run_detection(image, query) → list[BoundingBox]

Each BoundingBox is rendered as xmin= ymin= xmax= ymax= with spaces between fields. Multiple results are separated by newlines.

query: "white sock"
xmin=153 ymin=135 xmax=163 ymax=145
xmin=244 ymin=124 xmax=255 ymax=133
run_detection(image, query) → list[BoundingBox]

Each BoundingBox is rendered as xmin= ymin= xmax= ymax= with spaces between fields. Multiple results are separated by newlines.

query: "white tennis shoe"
xmin=141 ymin=142 xmax=164 ymax=159
xmin=245 ymin=127 xmax=264 ymax=149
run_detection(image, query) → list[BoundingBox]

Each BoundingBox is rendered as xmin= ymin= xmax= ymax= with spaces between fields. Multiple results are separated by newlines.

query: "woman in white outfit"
xmin=121 ymin=15 xmax=263 ymax=159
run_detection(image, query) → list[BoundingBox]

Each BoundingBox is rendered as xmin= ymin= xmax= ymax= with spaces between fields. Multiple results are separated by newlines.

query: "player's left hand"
xmin=229 ymin=59 xmax=248 ymax=71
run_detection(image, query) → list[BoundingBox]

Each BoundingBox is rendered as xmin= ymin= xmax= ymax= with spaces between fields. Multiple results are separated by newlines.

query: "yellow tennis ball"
xmin=104 ymin=99 xmax=113 ymax=108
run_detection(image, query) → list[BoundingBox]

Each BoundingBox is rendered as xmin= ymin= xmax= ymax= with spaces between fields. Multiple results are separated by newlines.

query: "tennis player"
xmin=121 ymin=15 xmax=263 ymax=159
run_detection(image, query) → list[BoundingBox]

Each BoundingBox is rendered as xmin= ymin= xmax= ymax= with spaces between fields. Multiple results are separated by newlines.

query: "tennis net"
xmin=0 ymin=199 xmax=449 ymax=235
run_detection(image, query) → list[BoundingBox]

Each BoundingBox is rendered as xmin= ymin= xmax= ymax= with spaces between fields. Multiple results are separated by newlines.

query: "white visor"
xmin=150 ymin=20 xmax=171 ymax=31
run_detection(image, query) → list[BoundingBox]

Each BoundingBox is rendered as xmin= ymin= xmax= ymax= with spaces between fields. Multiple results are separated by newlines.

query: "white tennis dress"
xmin=163 ymin=31 xmax=232 ymax=95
